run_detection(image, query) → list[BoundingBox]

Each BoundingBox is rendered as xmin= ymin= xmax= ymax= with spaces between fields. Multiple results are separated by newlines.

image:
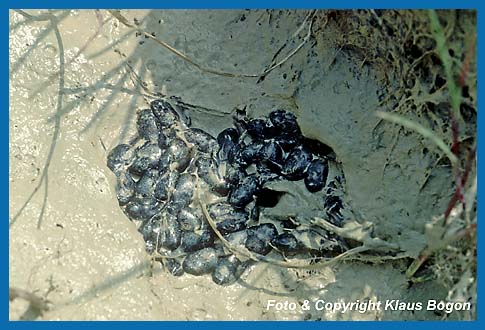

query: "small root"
xmin=197 ymin=187 xmax=400 ymax=270
xmin=381 ymin=126 xmax=403 ymax=180
xmin=109 ymin=10 xmax=259 ymax=79
xmin=109 ymin=10 xmax=318 ymax=82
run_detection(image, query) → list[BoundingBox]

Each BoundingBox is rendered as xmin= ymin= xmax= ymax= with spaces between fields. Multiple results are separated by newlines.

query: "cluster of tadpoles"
xmin=107 ymin=98 xmax=346 ymax=285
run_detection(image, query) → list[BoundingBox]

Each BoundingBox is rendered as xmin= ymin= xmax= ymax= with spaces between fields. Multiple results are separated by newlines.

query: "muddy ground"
xmin=9 ymin=10 xmax=476 ymax=320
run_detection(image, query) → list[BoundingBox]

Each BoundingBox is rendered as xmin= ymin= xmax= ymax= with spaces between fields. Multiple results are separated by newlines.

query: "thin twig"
xmin=108 ymin=10 xmax=317 ymax=82
xmin=198 ymin=189 xmax=378 ymax=270
xmin=376 ymin=111 xmax=458 ymax=165
xmin=443 ymin=147 xmax=476 ymax=223
xmin=108 ymin=10 xmax=259 ymax=79
xmin=114 ymin=48 xmax=163 ymax=100
xmin=257 ymin=10 xmax=317 ymax=82
xmin=405 ymin=12 xmax=476 ymax=279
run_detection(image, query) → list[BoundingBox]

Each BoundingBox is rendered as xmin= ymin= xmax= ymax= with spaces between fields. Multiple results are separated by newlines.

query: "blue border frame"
xmin=4 ymin=0 xmax=482 ymax=328
xmin=2 ymin=0 xmax=481 ymax=9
